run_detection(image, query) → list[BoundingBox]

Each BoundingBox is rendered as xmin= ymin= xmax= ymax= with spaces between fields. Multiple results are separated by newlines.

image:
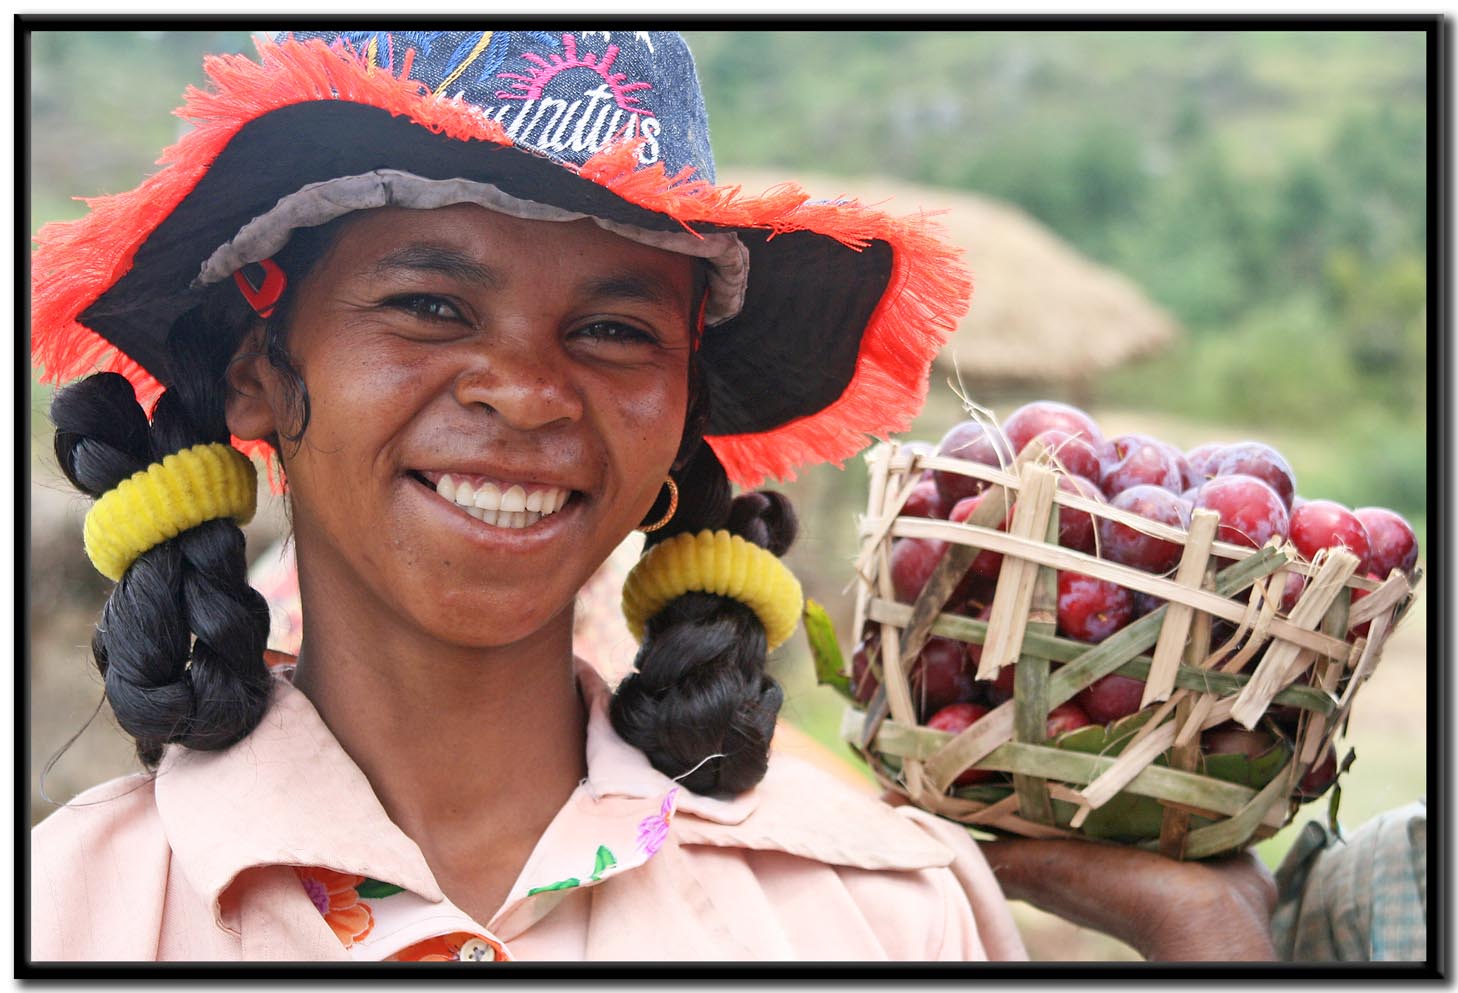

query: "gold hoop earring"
xmin=637 ymin=476 xmax=679 ymax=534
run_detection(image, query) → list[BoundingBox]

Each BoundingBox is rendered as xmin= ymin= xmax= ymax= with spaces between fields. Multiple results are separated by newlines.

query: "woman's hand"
xmin=978 ymin=837 xmax=1278 ymax=962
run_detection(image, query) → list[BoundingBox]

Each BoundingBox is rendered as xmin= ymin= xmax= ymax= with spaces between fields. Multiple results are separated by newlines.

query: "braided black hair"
xmin=50 ymin=308 xmax=273 ymax=767
xmin=609 ymin=391 xmax=799 ymax=798
xmin=48 ymin=226 xmax=332 ymax=768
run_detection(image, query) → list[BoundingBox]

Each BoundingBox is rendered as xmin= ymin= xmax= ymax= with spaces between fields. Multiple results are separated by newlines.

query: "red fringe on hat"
xmin=707 ymin=219 xmax=968 ymax=489
xmin=565 ymin=138 xmax=971 ymax=488
xmin=30 ymin=36 xmax=969 ymax=489
xmin=30 ymin=37 xmax=519 ymax=470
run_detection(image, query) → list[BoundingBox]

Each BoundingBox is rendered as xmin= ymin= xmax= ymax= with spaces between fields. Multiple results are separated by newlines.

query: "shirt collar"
xmin=152 ymin=672 xmax=445 ymax=934
xmin=153 ymin=656 xmax=953 ymax=942
xmin=151 ymin=657 xmax=764 ymax=936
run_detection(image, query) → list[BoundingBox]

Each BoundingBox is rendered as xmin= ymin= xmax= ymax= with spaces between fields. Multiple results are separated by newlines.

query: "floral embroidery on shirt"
xmin=355 ymin=878 xmax=405 ymax=898
xmin=387 ymin=930 xmax=509 ymax=962
xmin=295 ymin=867 xmax=375 ymax=947
xmin=290 ymin=786 xmax=679 ymax=958
xmin=635 ymin=786 xmax=678 ymax=857
xmin=526 ymin=844 xmax=618 ymax=895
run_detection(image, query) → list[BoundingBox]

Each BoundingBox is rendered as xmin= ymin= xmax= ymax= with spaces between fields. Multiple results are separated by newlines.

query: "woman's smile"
xmin=419 ymin=470 xmax=575 ymax=529
xmin=405 ymin=468 xmax=582 ymax=547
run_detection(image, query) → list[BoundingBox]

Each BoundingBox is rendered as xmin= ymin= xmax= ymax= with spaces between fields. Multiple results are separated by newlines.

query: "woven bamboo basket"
xmin=826 ymin=438 xmax=1420 ymax=859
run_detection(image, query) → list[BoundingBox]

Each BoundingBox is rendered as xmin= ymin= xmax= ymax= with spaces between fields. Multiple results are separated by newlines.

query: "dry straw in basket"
xmin=840 ymin=439 xmax=1417 ymax=859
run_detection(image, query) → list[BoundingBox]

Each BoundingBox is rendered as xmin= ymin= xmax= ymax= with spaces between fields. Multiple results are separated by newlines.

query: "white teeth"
xmin=431 ymin=475 xmax=569 ymax=527
xmin=474 ymin=482 xmax=501 ymax=511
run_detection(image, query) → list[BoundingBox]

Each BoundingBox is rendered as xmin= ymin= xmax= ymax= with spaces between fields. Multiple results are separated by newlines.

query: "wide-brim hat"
xmin=30 ymin=30 xmax=971 ymax=488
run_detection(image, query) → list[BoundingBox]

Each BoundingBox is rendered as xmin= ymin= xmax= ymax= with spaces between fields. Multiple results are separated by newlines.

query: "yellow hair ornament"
xmin=621 ymin=529 xmax=804 ymax=652
xmin=84 ymin=443 xmax=258 ymax=582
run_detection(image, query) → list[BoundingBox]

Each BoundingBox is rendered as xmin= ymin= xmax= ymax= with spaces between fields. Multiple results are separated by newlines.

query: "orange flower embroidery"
xmin=295 ymin=867 xmax=374 ymax=947
xmin=389 ymin=931 xmax=507 ymax=962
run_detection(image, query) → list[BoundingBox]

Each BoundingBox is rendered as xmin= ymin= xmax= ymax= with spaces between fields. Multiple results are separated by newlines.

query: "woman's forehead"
xmin=315 ymin=205 xmax=698 ymax=296
xmin=334 ymin=204 xmax=692 ymax=262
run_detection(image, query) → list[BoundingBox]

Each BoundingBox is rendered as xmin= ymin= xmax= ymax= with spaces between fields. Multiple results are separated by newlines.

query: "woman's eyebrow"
xmin=365 ymin=246 xmax=686 ymax=310
xmin=578 ymin=272 xmax=688 ymax=310
xmin=367 ymin=244 xmax=503 ymax=287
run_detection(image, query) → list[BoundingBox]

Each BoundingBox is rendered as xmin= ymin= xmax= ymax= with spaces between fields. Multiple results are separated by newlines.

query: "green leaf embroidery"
xmin=803 ymin=599 xmax=852 ymax=698
xmin=526 ymin=877 xmax=581 ymax=896
xmin=354 ymin=878 xmax=405 ymax=899
xmin=527 ymin=844 xmax=621 ymax=897
xmin=590 ymin=845 xmax=617 ymax=879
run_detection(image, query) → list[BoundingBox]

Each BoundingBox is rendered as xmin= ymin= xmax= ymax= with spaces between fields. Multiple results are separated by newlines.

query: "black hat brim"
xmin=79 ymin=100 xmax=893 ymax=439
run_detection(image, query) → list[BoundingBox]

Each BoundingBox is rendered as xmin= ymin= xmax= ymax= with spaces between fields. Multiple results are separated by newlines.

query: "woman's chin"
xmin=404 ymin=593 xmax=577 ymax=651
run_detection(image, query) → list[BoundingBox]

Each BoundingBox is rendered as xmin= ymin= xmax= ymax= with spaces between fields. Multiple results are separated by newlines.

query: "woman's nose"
xmin=451 ymin=337 xmax=584 ymax=431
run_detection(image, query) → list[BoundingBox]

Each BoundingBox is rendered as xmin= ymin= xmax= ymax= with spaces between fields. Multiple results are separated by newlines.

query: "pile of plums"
xmin=858 ymin=401 xmax=1420 ymax=796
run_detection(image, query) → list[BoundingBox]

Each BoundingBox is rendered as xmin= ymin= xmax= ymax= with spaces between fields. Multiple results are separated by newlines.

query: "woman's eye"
xmin=386 ymin=294 xmax=465 ymax=323
xmin=574 ymin=321 xmax=657 ymax=345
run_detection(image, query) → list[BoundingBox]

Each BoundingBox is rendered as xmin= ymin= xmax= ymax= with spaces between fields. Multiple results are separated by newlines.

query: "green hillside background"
xmin=30 ymin=28 xmax=1428 ymax=525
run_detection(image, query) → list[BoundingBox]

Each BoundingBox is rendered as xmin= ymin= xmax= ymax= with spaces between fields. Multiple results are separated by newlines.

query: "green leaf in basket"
xmin=803 ymin=599 xmax=852 ymax=698
xmin=1199 ymin=740 xmax=1292 ymax=789
xmin=1063 ymin=792 xmax=1172 ymax=843
xmin=1326 ymin=781 xmax=1344 ymax=834
xmin=1050 ymin=709 xmax=1157 ymax=759
xmin=1323 ymin=747 xmax=1354 ymax=832
xmin=950 ymin=783 xmax=1016 ymax=804
xmin=1049 ymin=724 xmax=1109 ymax=755
xmin=1250 ymin=739 xmax=1293 ymax=787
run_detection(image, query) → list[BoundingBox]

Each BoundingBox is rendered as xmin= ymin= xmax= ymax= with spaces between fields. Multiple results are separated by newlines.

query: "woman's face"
xmin=230 ymin=204 xmax=695 ymax=647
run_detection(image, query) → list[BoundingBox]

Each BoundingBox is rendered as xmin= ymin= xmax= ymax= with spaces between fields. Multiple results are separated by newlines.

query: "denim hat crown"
xmin=294 ymin=30 xmax=715 ymax=181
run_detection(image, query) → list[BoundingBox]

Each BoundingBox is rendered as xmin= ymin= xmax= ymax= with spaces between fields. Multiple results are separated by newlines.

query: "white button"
xmin=457 ymin=938 xmax=496 ymax=962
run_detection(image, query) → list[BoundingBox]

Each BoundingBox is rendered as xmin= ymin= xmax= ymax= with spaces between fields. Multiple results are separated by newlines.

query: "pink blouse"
xmin=30 ymin=663 xmax=1027 ymax=962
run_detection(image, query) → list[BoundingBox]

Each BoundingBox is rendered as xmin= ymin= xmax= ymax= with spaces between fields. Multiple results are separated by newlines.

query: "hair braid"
xmin=609 ymin=433 xmax=798 ymax=798
xmin=51 ymin=308 xmax=272 ymax=768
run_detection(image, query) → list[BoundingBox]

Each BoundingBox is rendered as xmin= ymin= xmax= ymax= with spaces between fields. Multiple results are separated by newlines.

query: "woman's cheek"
xmin=615 ymin=378 xmax=688 ymax=460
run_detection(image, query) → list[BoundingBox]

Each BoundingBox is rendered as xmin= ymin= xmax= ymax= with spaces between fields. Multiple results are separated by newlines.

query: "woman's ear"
xmin=224 ymin=325 xmax=279 ymax=441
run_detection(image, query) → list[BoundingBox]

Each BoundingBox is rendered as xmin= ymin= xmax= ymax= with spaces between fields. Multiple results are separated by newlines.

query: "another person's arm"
xmin=980 ymin=837 xmax=1278 ymax=961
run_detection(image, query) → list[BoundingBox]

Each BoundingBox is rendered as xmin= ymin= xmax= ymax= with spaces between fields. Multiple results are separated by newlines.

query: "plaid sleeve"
xmin=1271 ymin=799 xmax=1427 ymax=962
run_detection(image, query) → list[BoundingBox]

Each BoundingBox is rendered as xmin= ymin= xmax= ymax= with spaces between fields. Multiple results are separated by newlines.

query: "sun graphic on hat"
xmin=494 ymin=33 xmax=651 ymax=113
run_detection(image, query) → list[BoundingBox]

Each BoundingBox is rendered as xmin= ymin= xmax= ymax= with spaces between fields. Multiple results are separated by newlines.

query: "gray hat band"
xmin=195 ymin=169 xmax=749 ymax=326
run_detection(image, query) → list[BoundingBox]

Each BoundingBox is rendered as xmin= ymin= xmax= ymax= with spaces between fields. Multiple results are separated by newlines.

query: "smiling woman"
xmin=29 ymin=29 xmax=1016 ymax=963
xmin=28 ymin=29 xmax=1281 ymax=967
